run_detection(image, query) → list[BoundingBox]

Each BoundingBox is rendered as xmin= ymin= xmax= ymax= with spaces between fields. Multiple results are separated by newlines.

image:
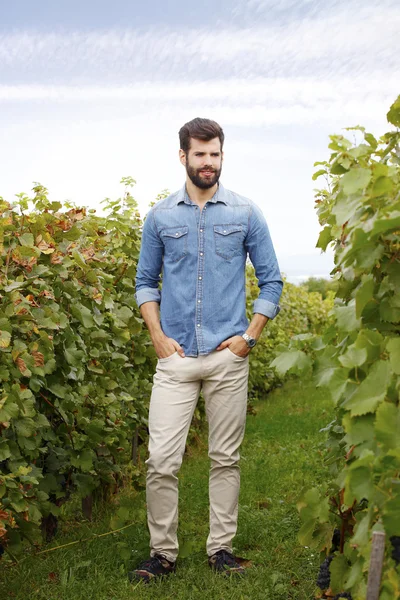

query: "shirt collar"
xmin=176 ymin=181 xmax=228 ymax=206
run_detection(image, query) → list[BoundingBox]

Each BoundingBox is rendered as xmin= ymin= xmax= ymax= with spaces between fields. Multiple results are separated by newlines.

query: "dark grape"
xmin=316 ymin=555 xmax=333 ymax=590
xmin=332 ymin=593 xmax=352 ymax=599
xmin=0 ymin=543 xmax=4 ymax=557
xmin=390 ymin=536 xmax=400 ymax=566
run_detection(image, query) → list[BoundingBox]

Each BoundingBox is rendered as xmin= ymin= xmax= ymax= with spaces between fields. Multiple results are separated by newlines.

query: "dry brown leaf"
xmin=16 ymin=357 xmax=28 ymax=374
xmin=32 ymin=351 xmax=44 ymax=367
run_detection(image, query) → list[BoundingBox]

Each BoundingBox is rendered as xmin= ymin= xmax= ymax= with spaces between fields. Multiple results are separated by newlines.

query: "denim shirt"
xmin=135 ymin=182 xmax=283 ymax=357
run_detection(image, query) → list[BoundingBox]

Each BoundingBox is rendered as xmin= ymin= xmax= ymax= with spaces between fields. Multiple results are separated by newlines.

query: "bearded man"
xmin=131 ymin=117 xmax=283 ymax=581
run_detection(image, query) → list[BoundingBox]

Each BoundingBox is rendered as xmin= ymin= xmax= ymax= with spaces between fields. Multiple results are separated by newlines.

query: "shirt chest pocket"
xmin=214 ymin=224 xmax=244 ymax=260
xmin=161 ymin=226 xmax=189 ymax=263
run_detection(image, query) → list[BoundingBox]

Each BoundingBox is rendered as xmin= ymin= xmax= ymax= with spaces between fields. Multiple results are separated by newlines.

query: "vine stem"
xmin=33 ymin=521 xmax=136 ymax=556
xmin=4 ymin=245 xmax=12 ymax=280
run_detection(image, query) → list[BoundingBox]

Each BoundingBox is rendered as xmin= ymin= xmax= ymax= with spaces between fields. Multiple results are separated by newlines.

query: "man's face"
xmin=180 ymin=137 xmax=223 ymax=190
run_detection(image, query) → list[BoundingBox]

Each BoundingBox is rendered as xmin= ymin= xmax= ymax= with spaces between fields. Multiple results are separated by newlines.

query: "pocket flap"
xmin=162 ymin=226 xmax=189 ymax=239
xmin=214 ymin=224 xmax=243 ymax=236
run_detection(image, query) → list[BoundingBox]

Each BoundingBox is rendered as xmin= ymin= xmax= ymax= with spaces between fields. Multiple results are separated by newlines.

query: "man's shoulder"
xmin=222 ymin=187 xmax=258 ymax=209
xmin=151 ymin=190 xmax=181 ymax=212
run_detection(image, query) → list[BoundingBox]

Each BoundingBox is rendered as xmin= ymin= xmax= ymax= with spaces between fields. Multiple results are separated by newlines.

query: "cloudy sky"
xmin=1 ymin=0 xmax=399 ymax=282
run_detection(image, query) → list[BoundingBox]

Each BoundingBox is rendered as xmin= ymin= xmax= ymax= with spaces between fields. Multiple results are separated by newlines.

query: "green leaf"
xmin=342 ymin=360 xmax=391 ymax=416
xmin=382 ymin=493 xmax=400 ymax=536
xmin=387 ymin=338 xmax=400 ymax=375
xmin=4 ymin=280 xmax=28 ymax=292
xmin=71 ymin=450 xmax=94 ymax=472
xmin=39 ymin=474 xmax=59 ymax=493
xmin=346 ymin=465 xmax=374 ymax=503
xmin=71 ymin=303 xmax=94 ymax=328
xmin=364 ymin=132 xmax=378 ymax=148
xmin=335 ymin=301 xmax=361 ymax=332
xmin=343 ymin=413 xmax=375 ymax=446
xmin=375 ymin=402 xmax=400 ymax=449
xmin=371 ymin=211 xmax=400 ymax=237
xmin=297 ymin=488 xmax=330 ymax=523
xmin=316 ymin=226 xmax=333 ymax=251
xmin=329 ymin=553 xmax=348 ymax=594
xmin=0 ymin=329 xmax=12 ymax=348
xmin=370 ymin=176 xmax=393 ymax=198
xmin=340 ymin=168 xmax=371 ymax=195
xmin=351 ymin=513 xmax=370 ymax=546
xmin=47 ymin=383 xmax=66 ymax=398
xmin=0 ymin=365 xmax=10 ymax=381
xmin=354 ymin=329 xmax=383 ymax=362
xmin=114 ymin=306 xmax=133 ymax=324
xmin=312 ymin=169 xmax=327 ymax=180
xmin=14 ymin=418 xmax=36 ymax=437
xmin=19 ymin=233 xmax=34 ymax=247
xmin=339 ymin=345 xmax=367 ymax=369
xmin=64 ymin=347 xmax=85 ymax=366
xmin=298 ymin=519 xmax=315 ymax=546
xmin=355 ymin=276 xmax=374 ymax=319
xmin=270 ymin=350 xmax=312 ymax=376
xmin=387 ymin=95 xmax=400 ymax=127
xmin=0 ymin=440 xmax=11 ymax=461
xmin=330 ymin=160 xmax=349 ymax=175
xmin=380 ymin=297 xmax=400 ymax=323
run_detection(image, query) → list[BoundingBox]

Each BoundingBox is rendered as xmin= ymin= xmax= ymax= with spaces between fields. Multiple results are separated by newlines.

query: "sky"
xmin=0 ymin=0 xmax=399 ymax=282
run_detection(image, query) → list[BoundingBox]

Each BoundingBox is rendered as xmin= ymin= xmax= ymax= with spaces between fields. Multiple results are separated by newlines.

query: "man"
xmin=131 ymin=118 xmax=283 ymax=581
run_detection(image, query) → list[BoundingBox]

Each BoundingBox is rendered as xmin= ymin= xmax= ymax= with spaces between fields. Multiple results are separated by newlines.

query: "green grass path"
xmin=1 ymin=378 xmax=334 ymax=600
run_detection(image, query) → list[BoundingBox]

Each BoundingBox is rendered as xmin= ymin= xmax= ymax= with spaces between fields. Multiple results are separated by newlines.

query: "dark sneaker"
xmin=129 ymin=553 xmax=176 ymax=583
xmin=208 ymin=549 xmax=246 ymax=575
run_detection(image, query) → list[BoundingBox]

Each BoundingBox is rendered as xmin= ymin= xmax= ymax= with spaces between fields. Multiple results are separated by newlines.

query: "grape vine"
xmin=271 ymin=95 xmax=400 ymax=599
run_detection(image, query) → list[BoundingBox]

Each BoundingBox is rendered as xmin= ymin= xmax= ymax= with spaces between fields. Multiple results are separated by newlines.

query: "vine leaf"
xmin=339 ymin=168 xmax=371 ymax=195
xmin=341 ymin=360 xmax=391 ymax=416
xmin=386 ymin=338 xmax=400 ymax=375
xmin=375 ymin=402 xmax=400 ymax=449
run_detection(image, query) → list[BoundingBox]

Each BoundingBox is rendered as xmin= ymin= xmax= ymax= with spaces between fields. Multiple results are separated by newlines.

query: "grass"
xmin=0 ymin=377 xmax=334 ymax=600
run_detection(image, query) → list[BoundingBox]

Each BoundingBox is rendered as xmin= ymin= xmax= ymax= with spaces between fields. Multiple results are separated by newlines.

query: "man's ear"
xmin=179 ymin=149 xmax=186 ymax=166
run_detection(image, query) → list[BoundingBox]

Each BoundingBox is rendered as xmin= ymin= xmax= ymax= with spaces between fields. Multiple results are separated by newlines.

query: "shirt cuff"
xmin=135 ymin=287 xmax=161 ymax=307
xmin=253 ymin=298 xmax=281 ymax=319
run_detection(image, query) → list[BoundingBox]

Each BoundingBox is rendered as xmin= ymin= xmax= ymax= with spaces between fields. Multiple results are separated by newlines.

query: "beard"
xmin=185 ymin=162 xmax=222 ymax=190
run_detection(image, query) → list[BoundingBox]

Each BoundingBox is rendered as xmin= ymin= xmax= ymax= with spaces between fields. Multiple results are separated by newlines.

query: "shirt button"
xmin=223 ymin=230 xmax=227 ymax=233
xmin=198 ymin=299 xmax=201 ymax=303
xmin=200 ymin=252 xmax=203 ymax=256
xmin=200 ymin=229 xmax=203 ymax=233
xmin=175 ymin=233 xmax=179 ymax=236
xmin=197 ymin=324 xmax=200 ymax=327
xmin=199 ymin=276 xmax=202 ymax=280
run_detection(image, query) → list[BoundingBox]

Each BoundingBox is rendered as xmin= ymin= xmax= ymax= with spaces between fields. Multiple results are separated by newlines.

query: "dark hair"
xmin=179 ymin=118 xmax=224 ymax=154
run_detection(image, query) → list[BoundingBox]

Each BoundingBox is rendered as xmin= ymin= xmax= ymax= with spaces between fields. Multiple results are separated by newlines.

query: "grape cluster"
xmin=332 ymin=593 xmax=352 ymax=599
xmin=390 ymin=536 xmax=400 ymax=566
xmin=317 ymin=555 xmax=333 ymax=589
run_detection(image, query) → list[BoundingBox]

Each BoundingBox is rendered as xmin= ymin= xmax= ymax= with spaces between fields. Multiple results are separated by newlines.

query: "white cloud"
xmin=0 ymin=3 xmax=398 ymax=81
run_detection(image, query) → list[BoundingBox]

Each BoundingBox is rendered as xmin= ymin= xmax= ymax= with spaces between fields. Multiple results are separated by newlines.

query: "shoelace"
xmin=138 ymin=554 xmax=166 ymax=570
xmin=213 ymin=550 xmax=238 ymax=568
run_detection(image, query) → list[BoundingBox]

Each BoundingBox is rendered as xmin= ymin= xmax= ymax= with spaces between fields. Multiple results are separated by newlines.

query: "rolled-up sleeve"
xmin=135 ymin=209 xmax=163 ymax=307
xmin=245 ymin=203 xmax=283 ymax=319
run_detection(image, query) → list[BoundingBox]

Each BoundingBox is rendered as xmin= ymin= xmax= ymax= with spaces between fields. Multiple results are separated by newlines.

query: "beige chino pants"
xmin=146 ymin=346 xmax=250 ymax=562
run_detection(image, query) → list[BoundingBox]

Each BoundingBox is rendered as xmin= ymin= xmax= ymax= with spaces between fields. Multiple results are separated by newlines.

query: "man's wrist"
xmin=150 ymin=329 xmax=165 ymax=343
xmin=242 ymin=333 xmax=257 ymax=348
